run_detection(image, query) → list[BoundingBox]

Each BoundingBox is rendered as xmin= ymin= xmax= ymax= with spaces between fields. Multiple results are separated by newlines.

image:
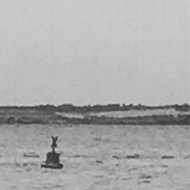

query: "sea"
xmin=0 ymin=124 xmax=189 ymax=190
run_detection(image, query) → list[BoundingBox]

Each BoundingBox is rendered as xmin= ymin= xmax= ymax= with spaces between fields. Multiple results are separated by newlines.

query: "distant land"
xmin=0 ymin=104 xmax=189 ymax=125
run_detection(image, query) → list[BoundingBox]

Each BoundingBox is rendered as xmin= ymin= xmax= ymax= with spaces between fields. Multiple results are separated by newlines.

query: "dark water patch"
xmin=139 ymin=174 xmax=152 ymax=179
xmin=30 ymin=162 xmax=39 ymax=166
xmin=138 ymin=175 xmax=152 ymax=184
xmin=24 ymin=162 xmax=38 ymax=167
xmin=25 ymin=167 xmax=32 ymax=172
xmin=128 ymin=167 xmax=138 ymax=172
xmin=96 ymin=160 xmax=103 ymax=164
xmin=40 ymin=183 xmax=65 ymax=190
xmin=126 ymin=154 xmax=140 ymax=159
xmin=112 ymin=155 xmax=122 ymax=159
xmin=184 ymin=155 xmax=190 ymax=159
xmin=23 ymin=152 xmax=40 ymax=158
xmin=23 ymin=163 xmax=28 ymax=167
xmin=42 ymin=186 xmax=51 ymax=190
xmin=52 ymin=184 xmax=65 ymax=189
xmin=161 ymin=164 xmax=168 ymax=168
xmin=161 ymin=155 xmax=175 ymax=159
xmin=72 ymin=154 xmax=89 ymax=158
xmin=94 ymin=137 xmax=101 ymax=141
xmin=141 ymin=180 xmax=151 ymax=184
xmin=42 ymin=170 xmax=50 ymax=173
xmin=13 ymin=161 xmax=39 ymax=168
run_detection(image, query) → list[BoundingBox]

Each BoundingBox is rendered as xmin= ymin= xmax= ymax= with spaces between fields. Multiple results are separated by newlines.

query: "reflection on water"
xmin=0 ymin=124 xmax=189 ymax=190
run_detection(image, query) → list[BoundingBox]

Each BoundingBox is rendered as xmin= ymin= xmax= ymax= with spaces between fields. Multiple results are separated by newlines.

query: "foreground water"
xmin=0 ymin=124 xmax=189 ymax=190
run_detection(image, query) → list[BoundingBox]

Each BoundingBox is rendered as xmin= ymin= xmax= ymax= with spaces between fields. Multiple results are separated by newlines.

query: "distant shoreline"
xmin=0 ymin=104 xmax=189 ymax=125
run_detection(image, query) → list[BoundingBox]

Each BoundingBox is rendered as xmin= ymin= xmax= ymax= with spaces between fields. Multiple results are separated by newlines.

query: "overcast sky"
xmin=0 ymin=0 xmax=189 ymax=106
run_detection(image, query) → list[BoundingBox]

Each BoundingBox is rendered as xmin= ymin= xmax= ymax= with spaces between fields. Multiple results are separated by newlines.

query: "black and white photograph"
xmin=0 ymin=0 xmax=189 ymax=189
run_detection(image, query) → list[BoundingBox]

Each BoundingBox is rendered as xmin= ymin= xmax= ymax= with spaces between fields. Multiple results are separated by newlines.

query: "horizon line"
xmin=0 ymin=102 xmax=189 ymax=108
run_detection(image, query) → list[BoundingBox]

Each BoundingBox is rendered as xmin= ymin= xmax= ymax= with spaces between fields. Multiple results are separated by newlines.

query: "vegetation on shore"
xmin=0 ymin=104 xmax=189 ymax=125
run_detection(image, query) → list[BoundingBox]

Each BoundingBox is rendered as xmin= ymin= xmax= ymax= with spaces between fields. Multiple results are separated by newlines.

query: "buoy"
xmin=41 ymin=136 xmax=63 ymax=169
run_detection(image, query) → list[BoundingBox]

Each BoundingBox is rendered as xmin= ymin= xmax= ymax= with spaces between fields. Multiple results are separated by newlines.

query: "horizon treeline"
xmin=0 ymin=103 xmax=189 ymax=113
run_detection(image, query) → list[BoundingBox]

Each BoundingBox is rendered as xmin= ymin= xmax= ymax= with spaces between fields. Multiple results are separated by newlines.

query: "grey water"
xmin=0 ymin=124 xmax=189 ymax=190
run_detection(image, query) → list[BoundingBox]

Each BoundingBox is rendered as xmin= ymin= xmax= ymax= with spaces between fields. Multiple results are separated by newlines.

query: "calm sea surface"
xmin=0 ymin=124 xmax=189 ymax=190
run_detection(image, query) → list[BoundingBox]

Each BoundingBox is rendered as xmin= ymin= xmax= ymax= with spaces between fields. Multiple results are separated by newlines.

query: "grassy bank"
xmin=0 ymin=104 xmax=189 ymax=125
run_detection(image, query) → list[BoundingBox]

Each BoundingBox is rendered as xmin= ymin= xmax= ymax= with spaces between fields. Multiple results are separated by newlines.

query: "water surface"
xmin=0 ymin=124 xmax=189 ymax=190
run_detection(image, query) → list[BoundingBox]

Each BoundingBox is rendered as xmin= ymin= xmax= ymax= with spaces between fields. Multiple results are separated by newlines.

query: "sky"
xmin=0 ymin=0 xmax=189 ymax=106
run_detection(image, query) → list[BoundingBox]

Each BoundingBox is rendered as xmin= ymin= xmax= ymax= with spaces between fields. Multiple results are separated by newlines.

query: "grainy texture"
xmin=0 ymin=124 xmax=189 ymax=190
